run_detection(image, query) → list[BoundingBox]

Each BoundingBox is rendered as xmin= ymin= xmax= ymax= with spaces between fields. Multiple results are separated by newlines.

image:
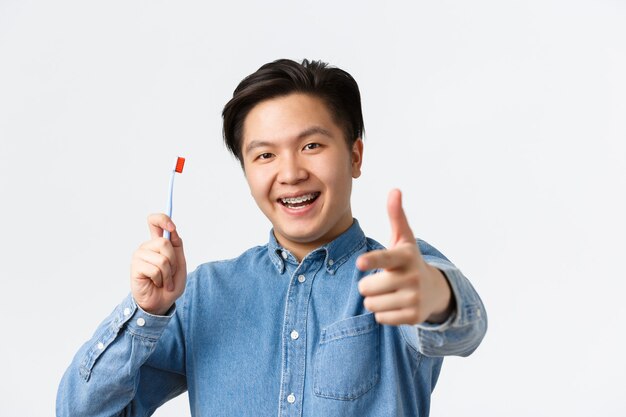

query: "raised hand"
xmin=356 ymin=189 xmax=454 ymax=325
xmin=130 ymin=214 xmax=188 ymax=316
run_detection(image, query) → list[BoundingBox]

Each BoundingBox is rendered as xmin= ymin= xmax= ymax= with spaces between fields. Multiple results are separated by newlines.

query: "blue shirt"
xmin=57 ymin=220 xmax=487 ymax=417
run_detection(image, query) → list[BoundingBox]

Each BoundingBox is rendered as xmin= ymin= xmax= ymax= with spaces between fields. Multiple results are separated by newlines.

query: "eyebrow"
xmin=297 ymin=126 xmax=333 ymax=140
xmin=244 ymin=126 xmax=334 ymax=155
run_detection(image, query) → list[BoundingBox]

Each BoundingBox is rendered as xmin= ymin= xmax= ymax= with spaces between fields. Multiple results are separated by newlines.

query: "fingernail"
xmin=167 ymin=222 xmax=175 ymax=231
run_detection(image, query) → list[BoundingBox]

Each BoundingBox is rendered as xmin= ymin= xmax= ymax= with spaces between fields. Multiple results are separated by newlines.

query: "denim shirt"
xmin=57 ymin=220 xmax=487 ymax=417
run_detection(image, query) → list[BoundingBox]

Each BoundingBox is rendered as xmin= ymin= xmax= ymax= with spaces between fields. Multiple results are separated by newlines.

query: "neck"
xmin=276 ymin=217 xmax=355 ymax=262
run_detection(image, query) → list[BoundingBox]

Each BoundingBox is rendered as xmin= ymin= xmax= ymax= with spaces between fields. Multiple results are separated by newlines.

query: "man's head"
xmin=222 ymin=59 xmax=364 ymax=164
xmin=222 ymin=59 xmax=365 ymax=259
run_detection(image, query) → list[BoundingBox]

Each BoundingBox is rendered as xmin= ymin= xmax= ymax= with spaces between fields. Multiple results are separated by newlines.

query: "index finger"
xmin=147 ymin=213 xmax=176 ymax=239
xmin=356 ymin=245 xmax=415 ymax=271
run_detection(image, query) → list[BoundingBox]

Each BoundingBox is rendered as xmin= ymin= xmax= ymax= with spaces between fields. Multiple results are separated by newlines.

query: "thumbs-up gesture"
xmin=357 ymin=189 xmax=454 ymax=325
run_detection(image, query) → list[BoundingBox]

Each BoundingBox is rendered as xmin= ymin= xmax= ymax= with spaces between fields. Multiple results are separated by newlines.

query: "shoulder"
xmin=183 ymin=244 xmax=272 ymax=291
xmin=191 ymin=244 xmax=269 ymax=278
xmin=179 ymin=245 xmax=272 ymax=310
xmin=416 ymin=238 xmax=452 ymax=263
xmin=364 ymin=236 xmax=449 ymax=258
xmin=364 ymin=236 xmax=385 ymax=252
xmin=364 ymin=235 xmax=454 ymax=266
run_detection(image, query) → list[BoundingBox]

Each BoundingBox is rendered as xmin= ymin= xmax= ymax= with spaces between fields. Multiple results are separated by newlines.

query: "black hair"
xmin=222 ymin=58 xmax=364 ymax=163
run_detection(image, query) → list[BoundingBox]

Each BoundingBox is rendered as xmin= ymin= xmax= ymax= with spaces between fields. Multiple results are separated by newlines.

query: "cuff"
xmin=78 ymin=294 xmax=176 ymax=381
xmin=124 ymin=296 xmax=176 ymax=340
xmin=416 ymin=261 xmax=484 ymax=332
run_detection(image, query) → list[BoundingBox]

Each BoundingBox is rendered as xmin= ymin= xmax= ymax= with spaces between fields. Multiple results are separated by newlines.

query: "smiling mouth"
xmin=278 ymin=192 xmax=321 ymax=209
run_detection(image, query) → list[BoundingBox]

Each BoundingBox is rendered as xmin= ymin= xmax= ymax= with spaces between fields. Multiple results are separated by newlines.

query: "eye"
xmin=256 ymin=152 xmax=274 ymax=161
xmin=303 ymin=143 xmax=321 ymax=151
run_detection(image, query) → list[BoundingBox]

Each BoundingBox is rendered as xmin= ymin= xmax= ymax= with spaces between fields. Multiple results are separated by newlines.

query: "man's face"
xmin=241 ymin=93 xmax=363 ymax=258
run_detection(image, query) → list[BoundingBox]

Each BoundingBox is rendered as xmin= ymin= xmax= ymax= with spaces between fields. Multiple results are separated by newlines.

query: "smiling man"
xmin=57 ymin=59 xmax=487 ymax=417
xmin=241 ymin=93 xmax=361 ymax=260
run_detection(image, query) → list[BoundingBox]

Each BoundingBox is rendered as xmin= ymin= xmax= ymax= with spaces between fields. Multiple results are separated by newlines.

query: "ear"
xmin=351 ymin=138 xmax=364 ymax=179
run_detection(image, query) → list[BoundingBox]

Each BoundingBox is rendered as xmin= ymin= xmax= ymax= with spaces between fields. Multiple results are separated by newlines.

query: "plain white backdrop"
xmin=1 ymin=0 xmax=625 ymax=416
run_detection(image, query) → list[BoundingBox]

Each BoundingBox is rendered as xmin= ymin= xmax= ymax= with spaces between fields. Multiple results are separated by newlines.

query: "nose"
xmin=277 ymin=154 xmax=308 ymax=185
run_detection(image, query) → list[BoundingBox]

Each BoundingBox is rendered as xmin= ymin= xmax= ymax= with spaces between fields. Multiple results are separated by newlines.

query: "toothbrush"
xmin=164 ymin=156 xmax=185 ymax=240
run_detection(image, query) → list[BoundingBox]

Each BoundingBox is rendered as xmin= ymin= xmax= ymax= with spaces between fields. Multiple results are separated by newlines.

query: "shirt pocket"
xmin=313 ymin=313 xmax=380 ymax=400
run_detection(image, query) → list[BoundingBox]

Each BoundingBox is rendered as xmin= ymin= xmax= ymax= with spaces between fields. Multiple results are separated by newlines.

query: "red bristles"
xmin=175 ymin=157 xmax=185 ymax=173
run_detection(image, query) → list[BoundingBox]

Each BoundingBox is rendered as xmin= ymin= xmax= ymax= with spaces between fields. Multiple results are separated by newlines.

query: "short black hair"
xmin=222 ymin=58 xmax=364 ymax=163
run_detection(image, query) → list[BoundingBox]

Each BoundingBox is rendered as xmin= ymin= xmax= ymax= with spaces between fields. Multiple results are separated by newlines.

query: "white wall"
xmin=1 ymin=1 xmax=624 ymax=415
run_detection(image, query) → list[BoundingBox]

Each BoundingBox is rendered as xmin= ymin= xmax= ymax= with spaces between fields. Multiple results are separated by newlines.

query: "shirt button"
xmin=290 ymin=330 xmax=299 ymax=340
xmin=97 ymin=342 xmax=104 ymax=350
xmin=328 ymin=259 xmax=334 ymax=266
xmin=123 ymin=308 xmax=131 ymax=317
xmin=297 ymin=274 xmax=306 ymax=283
xmin=477 ymin=308 xmax=482 ymax=318
xmin=136 ymin=318 xmax=146 ymax=327
xmin=281 ymin=251 xmax=288 ymax=259
xmin=287 ymin=393 xmax=296 ymax=404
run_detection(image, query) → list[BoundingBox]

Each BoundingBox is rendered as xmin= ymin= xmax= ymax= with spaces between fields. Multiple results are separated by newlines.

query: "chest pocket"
xmin=313 ymin=313 xmax=380 ymax=400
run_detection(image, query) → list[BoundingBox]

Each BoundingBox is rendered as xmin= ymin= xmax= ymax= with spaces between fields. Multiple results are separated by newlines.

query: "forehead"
xmin=241 ymin=93 xmax=340 ymax=147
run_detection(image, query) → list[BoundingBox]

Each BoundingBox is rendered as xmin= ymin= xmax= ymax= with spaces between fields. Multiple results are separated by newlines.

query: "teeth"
xmin=281 ymin=193 xmax=318 ymax=204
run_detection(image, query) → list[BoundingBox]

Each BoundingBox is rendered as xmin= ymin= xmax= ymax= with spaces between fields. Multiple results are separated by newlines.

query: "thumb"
xmin=388 ymin=188 xmax=415 ymax=247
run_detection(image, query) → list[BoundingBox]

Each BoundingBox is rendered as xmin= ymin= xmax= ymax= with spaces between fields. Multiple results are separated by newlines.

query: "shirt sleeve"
xmin=400 ymin=239 xmax=488 ymax=357
xmin=56 ymin=292 xmax=187 ymax=417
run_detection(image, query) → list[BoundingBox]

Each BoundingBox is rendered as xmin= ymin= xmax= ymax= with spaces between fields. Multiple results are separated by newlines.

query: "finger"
xmin=138 ymin=239 xmax=179 ymax=282
xmin=147 ymin=213 xmax=176 ymax=240
xmin=374 ymin=308 xmax=424 ymax=326
xmin=140 ymin=238 xmax=177 ymax=265
xmin=356 ymin=245 xmax=415 ymax=272
xmin=135 ymin=248 xmax=174 ymax=290
xmin=363 ymin=290 xmax=420 ymax=313
xmin=168 ymin=228 xmax=184 ymax=249
xmin=388 ymin=189 xmax=415 ymax=247
xmin=358 ymin=270 xmax=412 ymax=296
xmin=143 ymin=226 xmax=184 ymax=269
xmin=133 ymin=259 xmax=164 ymax=288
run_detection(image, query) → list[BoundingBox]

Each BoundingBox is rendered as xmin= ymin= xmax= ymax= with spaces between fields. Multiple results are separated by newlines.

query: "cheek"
xmin=318 ymin=157 xmax=353 ymax=191
xmin=246 ymin=170 xmax=272 ymax=203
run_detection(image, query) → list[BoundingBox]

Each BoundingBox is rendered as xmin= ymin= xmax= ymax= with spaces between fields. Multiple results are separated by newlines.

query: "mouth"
xmin=278 ymin=192 xmax=321 ymax=210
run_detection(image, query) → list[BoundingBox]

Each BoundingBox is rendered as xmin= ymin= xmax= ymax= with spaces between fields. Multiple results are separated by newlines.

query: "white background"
xmin=1 ymin=0 xmax=625 ymax=416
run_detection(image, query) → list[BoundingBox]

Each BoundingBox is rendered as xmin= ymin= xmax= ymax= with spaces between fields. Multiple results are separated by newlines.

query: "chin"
xmin=279 ymin=227 xmax=324 ymax=244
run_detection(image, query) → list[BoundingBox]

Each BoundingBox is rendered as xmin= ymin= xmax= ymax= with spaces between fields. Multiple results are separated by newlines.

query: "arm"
xmin=57 ymin=214 xmax=189 ymax=416
xmin=56 ymin=295 xmax=187 ymax=417
xmin=357 ymin=189 xmax=487 ymax=357
xmin=412 ymin=239 xmax=487 ymax=357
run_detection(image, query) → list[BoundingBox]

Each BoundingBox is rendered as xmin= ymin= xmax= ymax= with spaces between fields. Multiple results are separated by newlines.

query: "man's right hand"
xmin=130 ymin=214 xmax=187 ymax=316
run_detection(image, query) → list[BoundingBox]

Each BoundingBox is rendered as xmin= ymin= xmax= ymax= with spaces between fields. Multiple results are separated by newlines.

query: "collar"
xmin=267 ymin=219 xmax=367 ymax=275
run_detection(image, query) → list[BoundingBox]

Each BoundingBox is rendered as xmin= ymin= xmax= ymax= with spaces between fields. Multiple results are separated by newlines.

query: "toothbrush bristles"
xmin=175 ymin=157 xmax=185 ymax=173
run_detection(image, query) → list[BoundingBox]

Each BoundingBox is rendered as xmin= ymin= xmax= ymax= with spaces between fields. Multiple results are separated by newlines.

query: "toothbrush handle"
xmin=164 ymin=171 xmax=175 ymax=240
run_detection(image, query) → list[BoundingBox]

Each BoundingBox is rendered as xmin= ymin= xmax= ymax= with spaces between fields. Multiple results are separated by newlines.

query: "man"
xmin=57 ymin=59 xmax=487 ymax=416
